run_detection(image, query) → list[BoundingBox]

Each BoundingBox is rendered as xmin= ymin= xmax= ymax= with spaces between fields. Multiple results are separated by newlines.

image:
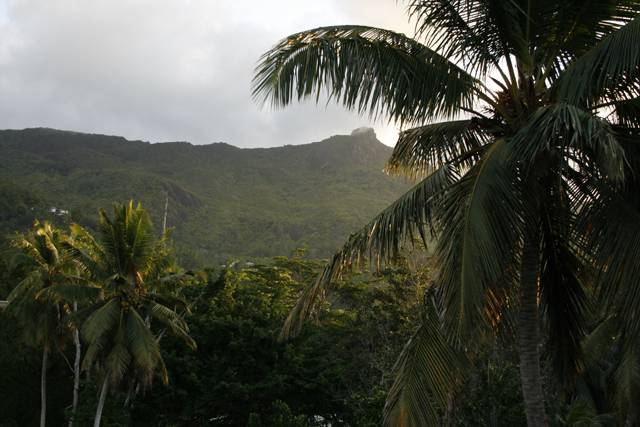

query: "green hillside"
xmin=0 ymin=127 xmax=411 ymax=265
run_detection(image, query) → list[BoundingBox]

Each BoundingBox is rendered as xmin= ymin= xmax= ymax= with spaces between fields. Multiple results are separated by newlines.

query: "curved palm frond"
xmin=582 ymin=316 xmax=618 ymax=370
xmin=7 ymin=252 xmax=42 ymax=270
xmin=253 ymin=26 xmax=479 ymax=125
xmin=82 ymin=299 xmax=121 ymax=347
xmin=279 ymin=165 xmax=457 ymax=340
xmin=576 ymin=178 xmax=640 ymax=338
xmin=126 ymin=309 xmax=165 ymax=385
xmin=614 ymin=338 xmax=640 ymax=425
xmin=435 ymin=139 xmax=523 ymax=342
xmin=149 ymin=302 xmax=196 ymax=350
xmin=409 ymin=0 xmax=527 ymax=76
xmin=383 ymin=286 xmax=471 ymax=427
xmin=538 ymin=201 xmax=593 ymax=397
xmin=554 ymin=15 xmax=640 ymax=106
xmin=508 ymin=103 xmax=625 ymax=180
xmin=610 ymin=97 xmax=640 ymax=128
xmin=386 ymin=119 xmax=493 ymax=180
xmin=37 ymin=283 xmax=102 ymax=307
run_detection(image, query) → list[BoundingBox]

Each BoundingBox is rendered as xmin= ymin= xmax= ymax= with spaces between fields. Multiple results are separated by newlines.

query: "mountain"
xmin=0 ymin=127 xmax=411 ymax=266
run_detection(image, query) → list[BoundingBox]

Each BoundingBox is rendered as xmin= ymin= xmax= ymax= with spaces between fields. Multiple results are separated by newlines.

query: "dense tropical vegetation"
xmin=2 ymin=2 xmax=640 ymax=426
xmin=0 ymin=127 xmax=410 ymax=263
xmin=253 ymin=1 xmax=640 ymax=427
xmin=1 ymin=207 xmax=534 ymax=426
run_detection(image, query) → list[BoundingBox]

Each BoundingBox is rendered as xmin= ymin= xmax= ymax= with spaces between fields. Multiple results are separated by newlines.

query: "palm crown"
xmin=65 ymin=202 xmax=196 ymax=392
xmin=253 ymin=1 xmax=640 ymax=426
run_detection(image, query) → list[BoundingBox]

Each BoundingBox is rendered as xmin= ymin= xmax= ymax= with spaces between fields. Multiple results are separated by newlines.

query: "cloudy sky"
xmin=0 ymin=0 xmax=418 ymax=148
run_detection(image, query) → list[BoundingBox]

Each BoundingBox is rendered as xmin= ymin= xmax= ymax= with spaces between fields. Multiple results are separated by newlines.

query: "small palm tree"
xmin=253 ymin=2 xmax=640 ymax=426
xmin=65 ymin=202 xmax=196 ymax=427
xmin=6 ymin=220 xmax=76 ymax=427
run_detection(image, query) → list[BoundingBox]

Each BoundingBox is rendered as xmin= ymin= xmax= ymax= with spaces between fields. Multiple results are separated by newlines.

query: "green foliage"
xmin=67 ymin=369 xmax=132 ymax=427
xmin=253 ymin=2 xmax=640 ymax=426
xmin=247 ymin=400 xmax=308 ymax=427
xmin=129 ymin=261 xmax=346 ymax=426
xmin=0 ymin=128 xmax=411 ymax=262
xmin=456 ymin=352 xmax=527 ymax=427
xmin=0 ymin=308 xmax=74 ymax=426
xmin=0 ymin=180 xmax=64 ymax=236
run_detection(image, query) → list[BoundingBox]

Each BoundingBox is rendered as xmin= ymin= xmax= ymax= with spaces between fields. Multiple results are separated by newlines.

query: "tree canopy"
xmin=254 ymin=2 xmax=640 ymax=426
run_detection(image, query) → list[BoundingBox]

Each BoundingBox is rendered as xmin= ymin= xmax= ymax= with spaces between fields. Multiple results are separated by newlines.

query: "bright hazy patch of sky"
xmin=0 ymin=0 xmax=418 ymax=148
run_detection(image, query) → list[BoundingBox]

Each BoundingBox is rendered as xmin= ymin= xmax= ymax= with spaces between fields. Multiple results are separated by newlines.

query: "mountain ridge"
xmin=0 ymin=127 xmax=410 ymax=266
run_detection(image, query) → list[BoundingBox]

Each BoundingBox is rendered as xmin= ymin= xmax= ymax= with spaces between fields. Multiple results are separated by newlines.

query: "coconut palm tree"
xmin=253 ymin=2 xmax=640 ymax=426
xmin=5 ymin=220 xmax=77 ymax=427
xmin=64 ymin=202 xmax=196 ymax=427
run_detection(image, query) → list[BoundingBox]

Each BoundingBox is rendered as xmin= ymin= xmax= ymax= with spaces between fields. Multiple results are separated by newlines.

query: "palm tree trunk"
xmin=518 ymin=225 xmax=547 ymax=427
xmin=40 ymin=345 xmax=48 ymax=427
xmin=68 ymin=302 xmax=81 ymax=427
xmin=94 ymin=378 xmax=109 ymax=427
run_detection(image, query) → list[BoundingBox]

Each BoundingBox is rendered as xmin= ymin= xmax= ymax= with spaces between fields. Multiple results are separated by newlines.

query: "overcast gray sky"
xmin=0 ymin=0 xmax=418 ymax=148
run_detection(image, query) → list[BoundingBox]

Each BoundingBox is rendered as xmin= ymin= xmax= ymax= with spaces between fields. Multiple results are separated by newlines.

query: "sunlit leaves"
xmin=253 ymin=26 xmax=478 ymax=126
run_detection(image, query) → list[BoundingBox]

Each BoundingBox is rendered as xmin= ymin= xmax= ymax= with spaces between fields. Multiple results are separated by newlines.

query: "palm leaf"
xmin=126 ymin=309 xmax=162 ymax=385
xmin=279 ymin=165 xmax=457 ymax=340
xmin=409 ymin=0 xmax=527 ymax=76
xmin=554 ymin=15 xmax=640 ymax=106
xmin=386 ymin=119 xmax=492 ymax=180
xmin=7 ymin=252 xmax=42 ymax=270
xmin=81 ymin=299 xmax=121 ymax=343
xmin=538 ymin=201 xmax=593 ymax=396
xmin=253 ymin=26 xmax=478 ymax=125
xmin=37 ymin=283 xmax=102 ymax=307
xmin=614 ymin=338 xmax=640 ymax=425
xmin=577 ymin=179 xmax=640 ymax=337
xmin=508 ymin=103 xmax=625 ymax=180
xmin=383 ymin=286 xmax=471 ymax=427
xmin=435 ymin=138 xmax=523 ymax=342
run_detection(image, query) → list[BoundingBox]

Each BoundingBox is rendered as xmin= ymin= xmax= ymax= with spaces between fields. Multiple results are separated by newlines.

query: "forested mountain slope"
xmin=0 ymin=127 xmax=411 ymax=265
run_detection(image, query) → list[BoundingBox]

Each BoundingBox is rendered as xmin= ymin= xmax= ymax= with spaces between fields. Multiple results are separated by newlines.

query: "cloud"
xmin=0 ymin=0 xmax=413 ymax=147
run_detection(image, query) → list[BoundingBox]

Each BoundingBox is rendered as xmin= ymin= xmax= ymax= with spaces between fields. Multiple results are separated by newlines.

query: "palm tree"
xmin=5 ymin=220 xmax=76 ymax=427
xmin=253 ymin=2 xmax=640 ymax=426
xmin=64 ymin=202 xmax=196 ymax=427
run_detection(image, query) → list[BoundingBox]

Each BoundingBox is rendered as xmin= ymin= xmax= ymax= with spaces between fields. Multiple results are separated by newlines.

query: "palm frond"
xmin=509 ymin=103 xmax=625 ymax=180
xmin=253 ymin=26 xmax=478 ymax=126
xmin=149 ymin=302 xmax=196 ymax=350
xmin=81 ymin=299 xmax=121 ymax=343
xmin=582 ymin=316 xmax=618 ymax=370
xmin=538 ymin=202 xmax=593 ymax=396
xmin=614 ymin=339 xmax=640 ymax=425
xmin=577 ymin=179 xmax=640 ymax=337
xmin=386 ymin=119 xmax=493 ymax=180
xmin=610 ymin=97 xmax=640 ymax=128
xmin=554 ymin=15 xmax=640 ymax=106
xmin=435 ymin=139 xmax=523 ymax=342
xmin=383 ymin=286 xmax=471 ymax=427
xmin=7 ymin=252 xmax=41 ymax=270
xmin=126 ymin=310 xmax=161 ymax=380
xmin=6 ymin=274 xmax=39 ymax=304
xmin=409 ymin=0 xmax=527 ymax=76
xmin=37 ymin=284 xmax=102 ymax=307
xmin=279 ymin=165 xmax=457 ymax=340
xmin=63 ymin=241 xmax=108 ymax=283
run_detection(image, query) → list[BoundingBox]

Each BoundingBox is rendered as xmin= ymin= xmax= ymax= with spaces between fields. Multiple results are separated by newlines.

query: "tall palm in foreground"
xmin=253 ymin=1 xmax=640 ymax=426
xmin=65 ymin=202 xmax=196 ymax=427
xmin=5 ymin=221 xmax=76 ymax=427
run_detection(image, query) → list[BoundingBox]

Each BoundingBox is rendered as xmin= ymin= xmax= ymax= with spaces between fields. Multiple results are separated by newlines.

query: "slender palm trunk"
xmin=94 ymin=378 xmax=110 ymax=427
xmin=40 ymin=345 xmax=48 ymax=427
xmin=518 ymin=225 xmax=547 ymax=427
xmin=68 ymin=302 xmax=81 ymax=427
